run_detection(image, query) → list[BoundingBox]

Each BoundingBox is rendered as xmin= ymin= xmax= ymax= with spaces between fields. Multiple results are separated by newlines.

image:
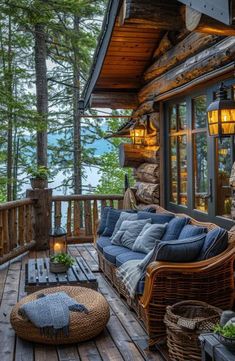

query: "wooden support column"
xmin=26 ymin=188 xmax=52 ymax=250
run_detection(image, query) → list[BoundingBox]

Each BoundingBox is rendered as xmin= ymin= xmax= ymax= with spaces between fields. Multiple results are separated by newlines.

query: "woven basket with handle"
xmin=164 ymin=300 xmax=222 ymax=361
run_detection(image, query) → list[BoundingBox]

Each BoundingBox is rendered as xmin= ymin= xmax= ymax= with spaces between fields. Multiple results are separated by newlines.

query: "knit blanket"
xmin=116 ymin=260 xmax=143 ymax=298
xmin=19 ymin=292 xmax=88 ymax=337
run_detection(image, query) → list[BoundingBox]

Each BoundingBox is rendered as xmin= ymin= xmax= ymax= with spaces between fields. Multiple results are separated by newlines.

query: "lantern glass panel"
xmin=208 ymin=110 xmax=219 ymax=135
xmin=130 ymin=124 xmax=146 ymax=145
xmin=50 ymin=235 xmax=67 ymax=255
xmin=220 ymin=109 xmax=235 ymax=135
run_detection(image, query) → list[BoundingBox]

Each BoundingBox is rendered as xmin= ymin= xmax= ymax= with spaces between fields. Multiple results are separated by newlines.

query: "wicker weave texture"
xmin=164 ymin=300 xmax=221 ymax=361
xmin=10 ymin=286 xmax=110 ymax=345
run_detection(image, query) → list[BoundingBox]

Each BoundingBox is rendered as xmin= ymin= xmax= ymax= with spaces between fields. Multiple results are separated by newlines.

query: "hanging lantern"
xmin=49 ymin=226 xmax=67 ymax=255
xmin=130 ymin=120 xmax=146 ymax=146
xmin=207 ymin=83 xmax=235 ymax=138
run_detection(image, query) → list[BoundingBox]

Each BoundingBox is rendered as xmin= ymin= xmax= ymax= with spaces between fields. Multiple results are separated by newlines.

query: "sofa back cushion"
xmin=121 ymin=219 xmax=152 ymax=249
xmin=132 ymin=223 xmax=167 ymax=254
xmin=197 ymin=227 xmax=228 ymax=260
xmin=102 ymin=208 xmax=122 ymax=236
xmin=162 ymin=217 xmax=190 ymax=241
xmin=138 ymin=211 xmax=174 ymax=224
xmin=156 ymin=234 xmax=206 ymax=262
xmin=178 ymin=225 xmax=207 ymax=240
xmin=97 ymin=207 xmax=112 ymax=235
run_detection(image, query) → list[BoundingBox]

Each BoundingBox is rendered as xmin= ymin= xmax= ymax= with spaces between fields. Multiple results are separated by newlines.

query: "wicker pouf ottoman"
xmin=10 ymin=286 xmax=110 ymax=345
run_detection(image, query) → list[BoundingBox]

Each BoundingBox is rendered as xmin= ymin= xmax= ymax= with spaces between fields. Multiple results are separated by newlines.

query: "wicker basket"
xmin=164 ymin=300 xmax=222 ymax=361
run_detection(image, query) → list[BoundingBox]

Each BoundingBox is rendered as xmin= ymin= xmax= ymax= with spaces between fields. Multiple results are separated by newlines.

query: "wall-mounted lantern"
xmin=207 ymin=83 xmax=235 ymax=138
xmin=130 ymin=120 xmax=146 ymax=146
xmin=49 ymin=226 xmax=67 ymax=255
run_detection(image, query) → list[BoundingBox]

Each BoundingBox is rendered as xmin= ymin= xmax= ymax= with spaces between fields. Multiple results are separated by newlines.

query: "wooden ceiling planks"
xmin=93 ymin=20 xmax=162 ymax=103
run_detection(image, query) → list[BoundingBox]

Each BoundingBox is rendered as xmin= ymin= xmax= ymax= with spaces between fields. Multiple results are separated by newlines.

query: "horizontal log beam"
xmin=90 ymin=91 xmax=139 ymax=109
xmin=186 ymin=6 xmax=235 ymax=36
xmin=144 ymin=32 xmax=219 ymax=83
xmin=0 ymin=240 xmax=36 ymax=265
xmin=139 ymin=37 xmax=235 ymax=103
xmin=52 ymin=194 xmax=124 ymax=201
xmin=119 ymin=143 xmax=159 ymax=168
xmin=123 ymin=0 xmax=184 ymax=30
xmin=0 ymin=198 xmax=34 ymax=211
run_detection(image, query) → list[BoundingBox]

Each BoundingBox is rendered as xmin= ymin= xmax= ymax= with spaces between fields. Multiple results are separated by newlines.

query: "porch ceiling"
xmin=83 ymin=0 xmax=162 ymax=110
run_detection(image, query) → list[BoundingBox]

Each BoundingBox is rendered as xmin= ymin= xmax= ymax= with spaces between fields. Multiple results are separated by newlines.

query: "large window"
xmin=169 ymin=102 xmax=187 ymax=206
xmin=166 ymin=87 xmax=234 ymax=228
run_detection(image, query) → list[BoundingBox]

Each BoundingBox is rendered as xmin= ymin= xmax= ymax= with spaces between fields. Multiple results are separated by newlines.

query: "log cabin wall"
xmin=83 ymin=0 xmax=235 ymax=213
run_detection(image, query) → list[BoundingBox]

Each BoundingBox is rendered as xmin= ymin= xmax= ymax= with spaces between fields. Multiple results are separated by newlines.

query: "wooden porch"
xmin=0 ymin=243 xmax=168 ymax=361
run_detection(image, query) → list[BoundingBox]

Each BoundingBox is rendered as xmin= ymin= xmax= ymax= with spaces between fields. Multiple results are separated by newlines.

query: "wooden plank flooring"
xmin=0 ymin=244 xmax=168 ymax=361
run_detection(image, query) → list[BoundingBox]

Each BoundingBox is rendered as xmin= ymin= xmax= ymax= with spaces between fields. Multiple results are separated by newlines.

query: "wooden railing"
xmin=0 ymin=198 xmax=35 ymax=265
xmin=52 ymin=194 xmax=124 ymax=243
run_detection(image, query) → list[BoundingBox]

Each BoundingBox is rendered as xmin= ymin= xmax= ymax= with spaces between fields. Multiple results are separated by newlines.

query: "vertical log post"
xmin=26 ymin=188 xmax=52 ymax=250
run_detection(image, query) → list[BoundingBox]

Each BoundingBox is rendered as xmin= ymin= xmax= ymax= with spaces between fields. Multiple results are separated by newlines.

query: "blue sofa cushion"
xmin=97 ymin=207 xmax=112 ymax=235
xmin=137 ymin=211 xmax=174 ymax=224
xmin=162 ymin=217 xmax=190 ymax=241
xmin=96 ymin=236 xmax=111 ymax=253
xmin=102 ymin=208 xmax=122 ymax=237
xmin=136 ymin=278 xmax=145 ymax=295
xmin=156 ymin=234 xmax=206 ymax=262
xmin=132 ymin=223 xmax=167 ymax=254
xmin=197 ymin=227 xmax=228 ymax=260
xmin=116 ymin=251 xmax=146 ymax=268
xmin=179 ymin=225 xmax=207 ymax=240
xmin=103 ymin=245 xmax=127 ymax=265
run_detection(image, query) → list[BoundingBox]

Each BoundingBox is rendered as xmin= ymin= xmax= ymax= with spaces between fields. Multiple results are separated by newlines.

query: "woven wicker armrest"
xmin=140 ymin=245 xmax=235 ymax=309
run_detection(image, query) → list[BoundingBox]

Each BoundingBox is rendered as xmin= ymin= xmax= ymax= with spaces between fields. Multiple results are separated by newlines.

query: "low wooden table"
xmin=199 ymin=333 xmax=235 ymax=361
xmin=25 ymin=256 xmax=98 ymax=293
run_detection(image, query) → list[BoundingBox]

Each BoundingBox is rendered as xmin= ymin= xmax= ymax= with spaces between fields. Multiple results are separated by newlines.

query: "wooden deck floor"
xmin=0 ymin=244 xmax=168 ymax=361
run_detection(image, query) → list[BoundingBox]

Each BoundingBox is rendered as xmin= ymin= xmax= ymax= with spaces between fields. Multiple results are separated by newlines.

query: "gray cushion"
xmin=96 ymin=236 xmax=111 ymax=253
xmin=102 ymin=208 xmax=121 ymax=236
xmin=111 ymin=212 xmax=138 ymax=244
xmin=162 ymin=217 xmax=190 ymax=241
xmin=132 ymin=223 xmax=167 ymax=254
xmin=138 ymin=211 xmax=174 ymax=224
xmin=197 ymin=227 xmax=228 ymax=260
xmin=156 ymin=234 xmax=206 ymax=262
xmin=121 ymin=219 xmax=152 ymax=249
xmin=178 ymin=224 xmax=207 ymax=240
xmin=116 ymin=251 xmax=146 ymax=268
xmin=103 ymin=245 xmax=127 ymax=265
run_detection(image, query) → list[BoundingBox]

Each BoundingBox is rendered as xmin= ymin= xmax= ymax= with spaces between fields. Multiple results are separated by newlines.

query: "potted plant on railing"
xmin=49 ymin=253 xmax=75 ymax=273
xmin=27 ymin=165 xmax=50 ymax=189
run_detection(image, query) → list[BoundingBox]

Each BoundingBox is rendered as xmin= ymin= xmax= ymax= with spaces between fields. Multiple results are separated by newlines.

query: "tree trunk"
xmin=73 ymin=16 xmax=82 ymax=194
xmin=7 ymin=15 xmax=13 ymax=201
xmin=34 ymin=23 xmax=48 ymax=167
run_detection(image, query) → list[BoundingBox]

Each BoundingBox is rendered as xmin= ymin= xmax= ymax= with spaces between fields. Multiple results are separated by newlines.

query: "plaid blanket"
xmin=19 ymin=292 xmax=88 ymax=337
xmin=116 ymin=260 xmax=143 ymax=298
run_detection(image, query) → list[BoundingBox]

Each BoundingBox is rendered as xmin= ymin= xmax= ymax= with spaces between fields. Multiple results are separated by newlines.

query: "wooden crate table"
xmin=199 ymin=333 xmax=235 ymax=361
xmin=25 ymin=256 xmax=98 ymax=293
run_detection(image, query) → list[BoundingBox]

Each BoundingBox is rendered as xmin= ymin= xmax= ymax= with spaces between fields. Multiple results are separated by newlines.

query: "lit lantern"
xmin=49 ymin=226 xmax=67 ymax=255
xmin=130 ymin=121 xmax=146 ymax=146
xmin=207 ymin=83 xmax=235 ymax=138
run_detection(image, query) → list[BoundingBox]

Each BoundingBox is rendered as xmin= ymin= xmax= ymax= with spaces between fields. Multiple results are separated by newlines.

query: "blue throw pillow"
xmin=102 ymin=208 xmax=122 ymax=236
xmin=121 ymin=219 xmax=152 ymax=249
xmin=111 ymin=212 xmax=138 ymax=241
xmin=138 ymin=211 xmax=174 ymax=224
xmin=197 ymin=227 xmax=228 ymax=260
xmin=156 ymin=234 xmax=206 ymax=262
xmin=178 ymin=225 xmax=207 ymax=240
xmin=162 ymin=217 xmax=190 ymax=241
xmin=97 ymin=207 xmax=112 ymax=235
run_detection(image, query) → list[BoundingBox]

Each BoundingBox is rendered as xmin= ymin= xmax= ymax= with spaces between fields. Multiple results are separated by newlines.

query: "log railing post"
xmin=26 ymin=188 xmax=52 ymax=250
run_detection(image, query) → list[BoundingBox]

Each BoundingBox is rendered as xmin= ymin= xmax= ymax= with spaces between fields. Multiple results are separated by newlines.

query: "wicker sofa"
xmin=96 ymin=206 xmax=235 ymax=347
